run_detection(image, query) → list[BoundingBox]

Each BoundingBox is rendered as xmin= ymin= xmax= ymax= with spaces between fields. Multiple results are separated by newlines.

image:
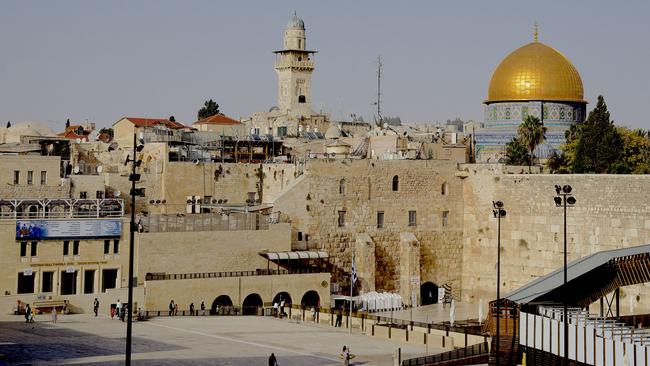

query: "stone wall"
xmin=461 ymin=168 xmax=650 ymax=313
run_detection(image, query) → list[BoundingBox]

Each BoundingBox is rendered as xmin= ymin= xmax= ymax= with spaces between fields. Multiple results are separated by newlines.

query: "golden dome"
xmin=486 ymin=41 xmax=585 ymax=104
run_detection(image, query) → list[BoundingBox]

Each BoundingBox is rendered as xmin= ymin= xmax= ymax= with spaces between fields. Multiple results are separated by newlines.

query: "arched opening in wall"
xmin=392 ymin=175 xmax=399 ymax=191
xmin=441 ymin=182 xmax=449 ymax=196
xmin=301 ymin=290 xmax=320 ymax=308
xmin=339 ymin=178 xmax=346 ymax=195
xmin=298 ymin=95 xmax=306 ymax=103
xmin=420 ymin=282 xmax=439 ymax=305
xmin=273 ymin=292 xmax=292 ymax=305
xmin=211 ymin=295 xmax=233 ymax=315
xmin=28 ymin=205 xmax=38 ymax=218
xmin=242 ymin=293 xmax=263 ymax=315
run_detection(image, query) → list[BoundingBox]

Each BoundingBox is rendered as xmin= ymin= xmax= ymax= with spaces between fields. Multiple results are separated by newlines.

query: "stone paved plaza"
xmin=0 ymin=313 xmax=435 ymax=365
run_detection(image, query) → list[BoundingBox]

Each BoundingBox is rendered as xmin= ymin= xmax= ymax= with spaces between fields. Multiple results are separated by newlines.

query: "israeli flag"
xmin=351 ymin=254 xmax=357 ymax=285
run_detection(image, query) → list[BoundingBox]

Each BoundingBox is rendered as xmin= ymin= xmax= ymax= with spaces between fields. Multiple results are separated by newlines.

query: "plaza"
xmin=0 ymin=312 xmax=436 ymax=366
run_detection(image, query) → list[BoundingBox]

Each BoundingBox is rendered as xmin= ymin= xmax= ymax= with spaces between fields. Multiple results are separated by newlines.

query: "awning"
xmin=260 ymin=250 xmax=329 ymax=261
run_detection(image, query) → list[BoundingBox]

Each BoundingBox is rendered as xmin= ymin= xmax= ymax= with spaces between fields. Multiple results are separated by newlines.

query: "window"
xmin=377 ymin=211 xmax=384 ymax=229
xmin=442 ymin=211 xmax=449 ymax=227
xmin=276 ymin=126 xmax=287 ymax=137
xmin=408 ymin=211 xmax=417 ymax=227
xmin=84 ymin=270 xmax=95 ymax=294
xmin=104 ymin=240 xmax=110 ymax=254
xmin=338 ymin=211 xmax=346 ymax=227
xmin=441 ymin=182 xmax=449 ymax=196
xmin=297 ymin=232 xmax=303 ymax=241
xmin=30 ymin=242 xmax=37 ymax=257
xmin=40 ymin=171 xmax=47 ymax=185
xmin=73 ymin=240 xmax=79 ymax=255
xmin=63 ymin=240 xmax=70 ymax=256
xmin=27 ymin=171 xmax=33 ymax=185
xmin=102 ymin=269 xmax=118 ymax=292
xmin=17 ymin=273 xmax=35 ymax=294
xmin=42 ymin=271 xmax=54 ymax=293
xmin=96 ymin=190 xmax=104 ymax=199
xmin=113 ymin=240 xmax=119 ymax=254
xmin=339 ymin=179 xmax=346 ymax=195
xmin=298 ymin=39 xmax=302 ymax=49
xmin=79 ymin=191 xmax=87 ymax=199
xmin=298 ymin=95 xmax=306 ymax=103
xmin=392 ymin=175 xmax=399 ymax=191
xmin=13 ymin=171 xmax=20 ymax=185
xmin=20 ymin=241 xmax=27 ymax=257
xmin=61 ymin=270 xmax=77 ymax=295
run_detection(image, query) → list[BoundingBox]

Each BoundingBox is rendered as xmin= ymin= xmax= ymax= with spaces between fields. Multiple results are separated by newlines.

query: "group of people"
xmin=23 ymin=303 xmax=59 ymax=324
xmin=170 ymin=300 xmax=206 ymax=316
xmin=110 ymin=299 xmax=128 ymax=321
xmin=272 ymin=299 xmax=287 ymax=318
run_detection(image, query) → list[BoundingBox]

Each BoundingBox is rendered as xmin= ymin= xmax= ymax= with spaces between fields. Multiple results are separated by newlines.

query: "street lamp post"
xmin=554 ymin=184 xmax=576 ymax=366
xmin=492 ymin=201 xmax=506 ymax=366
xmin=125 ymin=134 xmax=145 ymax=366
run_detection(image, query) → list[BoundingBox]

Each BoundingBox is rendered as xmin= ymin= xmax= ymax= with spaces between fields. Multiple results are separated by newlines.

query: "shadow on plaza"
xmin=0 ymin=320 xmax=183 ymax=365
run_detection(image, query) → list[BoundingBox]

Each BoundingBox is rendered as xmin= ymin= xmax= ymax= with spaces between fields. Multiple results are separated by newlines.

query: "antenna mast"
xmin=376 ymin=55 xmax=383 ymax=122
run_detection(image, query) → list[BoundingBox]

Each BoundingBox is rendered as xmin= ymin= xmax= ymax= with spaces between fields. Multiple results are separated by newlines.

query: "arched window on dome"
xmin=392 ymin=175 xmax=399 ymax=192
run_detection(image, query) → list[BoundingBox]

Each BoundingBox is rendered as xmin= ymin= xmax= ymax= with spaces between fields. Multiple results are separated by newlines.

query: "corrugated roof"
xmin=505 ymin=244 xmax=650 ymax=305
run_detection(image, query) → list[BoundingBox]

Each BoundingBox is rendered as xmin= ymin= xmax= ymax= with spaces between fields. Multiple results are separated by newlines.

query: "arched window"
xmin=392 ymin=175 xmax=399 ymax=191
xmin=298 ymin=95 xmax=306 ymax=103
xmin=339 ymin=179 xmax=346 ymax=195
xmin=441 ymin=182 xmax=448 ymax=196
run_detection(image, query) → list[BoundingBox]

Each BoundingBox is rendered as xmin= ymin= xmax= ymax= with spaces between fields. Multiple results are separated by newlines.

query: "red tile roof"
xmin=124 ymin=117 xmax=186 ymax=129
xmin=193 ymin=114 xmax=241 ymax=126
xmin=57 ymin=125 xmax=92 ymax=139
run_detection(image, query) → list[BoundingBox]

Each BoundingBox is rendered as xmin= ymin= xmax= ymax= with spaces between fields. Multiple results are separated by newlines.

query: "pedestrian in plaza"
xmin=280 ymin=299 xmax=285 ymax=318
xmin=189 ymin=302 xmax=195 ymax=316
xmin=342 ymin=346 xmax=350 ymax=366
xmin=24 ymin=304 xmax=31 ymax=323
xmin=268 ymin=352 xmax=278 ymax=366
xmin=121 ymin=304 xmax=127 ymax=322
xmin=311 ymin=306 xmax=316 ymax=323
xmin=51 ymin=306 xmax=57 ymax=323
xmin=110 ymin=305 xmax=115 ymax=319
xmin=93 ymin=298 xmax=99 ymax=317
xmin=174 ymin=302 xmax=178 ymax=316
xmin=169 ymin=300 xmax=175 ymax=316
xmin=200 ymin=301 xmax=205 ymax=311
xmin=30 ymin=305 xmax=36 ymax=323
xmin=335 ymin=307 xmax=343 ymax=327
xmin=116 ymin=299 xmax=122 ymax=319
xmin=273 ymin=302 xmax=279 ymax=317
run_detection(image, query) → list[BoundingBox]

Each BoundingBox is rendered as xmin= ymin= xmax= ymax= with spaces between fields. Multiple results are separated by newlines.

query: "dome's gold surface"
xmin=486 ymin=41 xmax=585 ymax=104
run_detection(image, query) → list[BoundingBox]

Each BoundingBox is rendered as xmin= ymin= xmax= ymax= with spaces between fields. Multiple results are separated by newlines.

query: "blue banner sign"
xmin=16 ymin=219 xmax=122 ymax=240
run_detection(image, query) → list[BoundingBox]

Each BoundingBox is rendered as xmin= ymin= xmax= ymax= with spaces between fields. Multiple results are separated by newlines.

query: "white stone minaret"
xmin=274 ymin=12 xmax=316 ymax=117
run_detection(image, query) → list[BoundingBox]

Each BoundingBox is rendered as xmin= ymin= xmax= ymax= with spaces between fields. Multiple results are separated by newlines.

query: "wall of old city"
xmin=273 ymin=159 xmax=465 ymax=298
xmin=461 ymin=166 xmax=650 ymax=313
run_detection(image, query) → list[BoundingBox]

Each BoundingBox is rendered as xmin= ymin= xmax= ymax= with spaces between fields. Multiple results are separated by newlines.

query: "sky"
xmin=1 ymin=0 xmax=649 ymax=131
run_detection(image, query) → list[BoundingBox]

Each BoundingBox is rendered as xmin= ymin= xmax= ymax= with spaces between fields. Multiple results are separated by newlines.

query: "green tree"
xmin=517 ymin=115 xmax=547 ymax=171
xmin=505 ymin=137 xmax=531 ymax=166
xmin=65 ymin=118 xmax=70 ymax=129
xmin=617 ymin=127 xmax=650 ymax=174
xmin=572 ymin=95 xmax=623 ymax=173
xmin=197 ymin=99 xmax=221 ymax=120
xmin=5 ymin=121 xmax=10 ymax=128
xmin=98 ymin=127 xmax=114 ymax=138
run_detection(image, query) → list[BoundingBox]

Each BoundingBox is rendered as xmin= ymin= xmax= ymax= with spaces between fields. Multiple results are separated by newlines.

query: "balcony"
xmin=274 ymin=60 xmax=315 ymax=70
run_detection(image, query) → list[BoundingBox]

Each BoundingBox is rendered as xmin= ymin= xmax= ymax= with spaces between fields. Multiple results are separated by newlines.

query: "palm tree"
xmin=518 ymin=115 xmax=547 ymax=171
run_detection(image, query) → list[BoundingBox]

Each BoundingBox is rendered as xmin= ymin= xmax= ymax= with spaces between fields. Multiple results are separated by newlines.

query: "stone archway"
xmin=301 ymin=290 xmax=320 ymax=308
xmin=272 ymin=291 xmax=292 ymax=305
xmin=211 ymin=295 xmax=233 ymax=315
xmin=242 ymin=293 xmax=263 ymax=315
xmin=420 ymin=282 xmax=439 ymax=305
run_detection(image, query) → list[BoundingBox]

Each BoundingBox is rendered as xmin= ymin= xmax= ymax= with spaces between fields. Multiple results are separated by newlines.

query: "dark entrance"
xmin=84 ymin=270 xmax=95 ymax=294
xmin=61 ymin=270 xmax=77 ymax=295
xmin=211 ymin=295 xmax=233 ymax=315
xmin=300 ymin=290 xmax=320 ymax=308
xmin=242 ymin=293 xmax=263 ymax=315
xmin=420 ymin=281 xmax=438 ymax=305
xmin=272 ymin=291 xmax=292 ymax=305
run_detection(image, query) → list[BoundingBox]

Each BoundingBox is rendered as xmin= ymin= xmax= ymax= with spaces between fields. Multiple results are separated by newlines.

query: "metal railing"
xmin=145 ymin=267 xmax=327 ymax=281
xmin=401 ymin=342 xmax=490 ymax=366
xmin=140 ymin=212 xmax=271 ymax=232
xmin=0 ymin=198 xmax=124 ymax=220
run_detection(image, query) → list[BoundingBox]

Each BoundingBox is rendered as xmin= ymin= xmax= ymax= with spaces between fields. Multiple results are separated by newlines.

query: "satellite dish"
xmin=75 ymin=138 xmax=82 ymax=144
xmin=114 ymin=190 xmax=121 ymax=197
xmin=73 ymin=166 xmax=80 ymax=174
xmin=96 ymin=166 xmax=103 ymax=173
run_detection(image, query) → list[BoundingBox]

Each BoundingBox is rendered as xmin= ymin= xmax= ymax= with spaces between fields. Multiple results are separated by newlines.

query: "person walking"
xmin=24 ymin=304 xmax=31 ymax=323
xmin=174 ymin=302 xmax=178 ymax=316
xmin=200 ymin=301 xmax=205 ymax=311
xmin=116 ymin=299 xmax=122 ymax=320
xmin=169 ymin=300 xmax=174 ymax=316
xmin=335 ymin=307 xmax=343 ymax=327
xmin=189 ymin=302 xmax=195 ymax=316
xmin=51 ymin=306 xmax=57 ymax=323
xmin=268 ymin=352 xmax=278 ymax=366
xmin=273 ymin=302 xmax=279 ymax=317
xmin=280 ymin=299 xmax=285 ymax=318
xmin=93 ymin=298 xmax=99 ymax=317
xmin=342 ymin=346 xmax=350 ymax=366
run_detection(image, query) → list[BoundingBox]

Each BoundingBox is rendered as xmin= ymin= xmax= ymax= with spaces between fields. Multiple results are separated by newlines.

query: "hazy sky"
xmin=1 ymin=1 xmax=649 ymax=131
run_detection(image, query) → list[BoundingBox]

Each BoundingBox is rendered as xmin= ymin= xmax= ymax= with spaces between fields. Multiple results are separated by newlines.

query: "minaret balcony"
xmin=274 ymin=60 xmax=315 ymax=70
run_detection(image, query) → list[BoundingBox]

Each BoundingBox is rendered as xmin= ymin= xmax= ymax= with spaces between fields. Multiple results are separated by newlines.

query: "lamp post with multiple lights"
xmin=554 ymin=184 xmax=576 ymax=365
xmin=125 ymin=134 xmax=145 ymax=366
xmin=492 ymin=200 xmax=506 ymax=366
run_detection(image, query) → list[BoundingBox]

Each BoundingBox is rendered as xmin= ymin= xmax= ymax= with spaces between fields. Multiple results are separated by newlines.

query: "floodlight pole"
xmin=492 ymin=201 xmax=506 ymax=366
xmin=563 ymin=193 xmax=568 ymax=366
xmin=125 ymin=133 xmax=136 ymax=366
